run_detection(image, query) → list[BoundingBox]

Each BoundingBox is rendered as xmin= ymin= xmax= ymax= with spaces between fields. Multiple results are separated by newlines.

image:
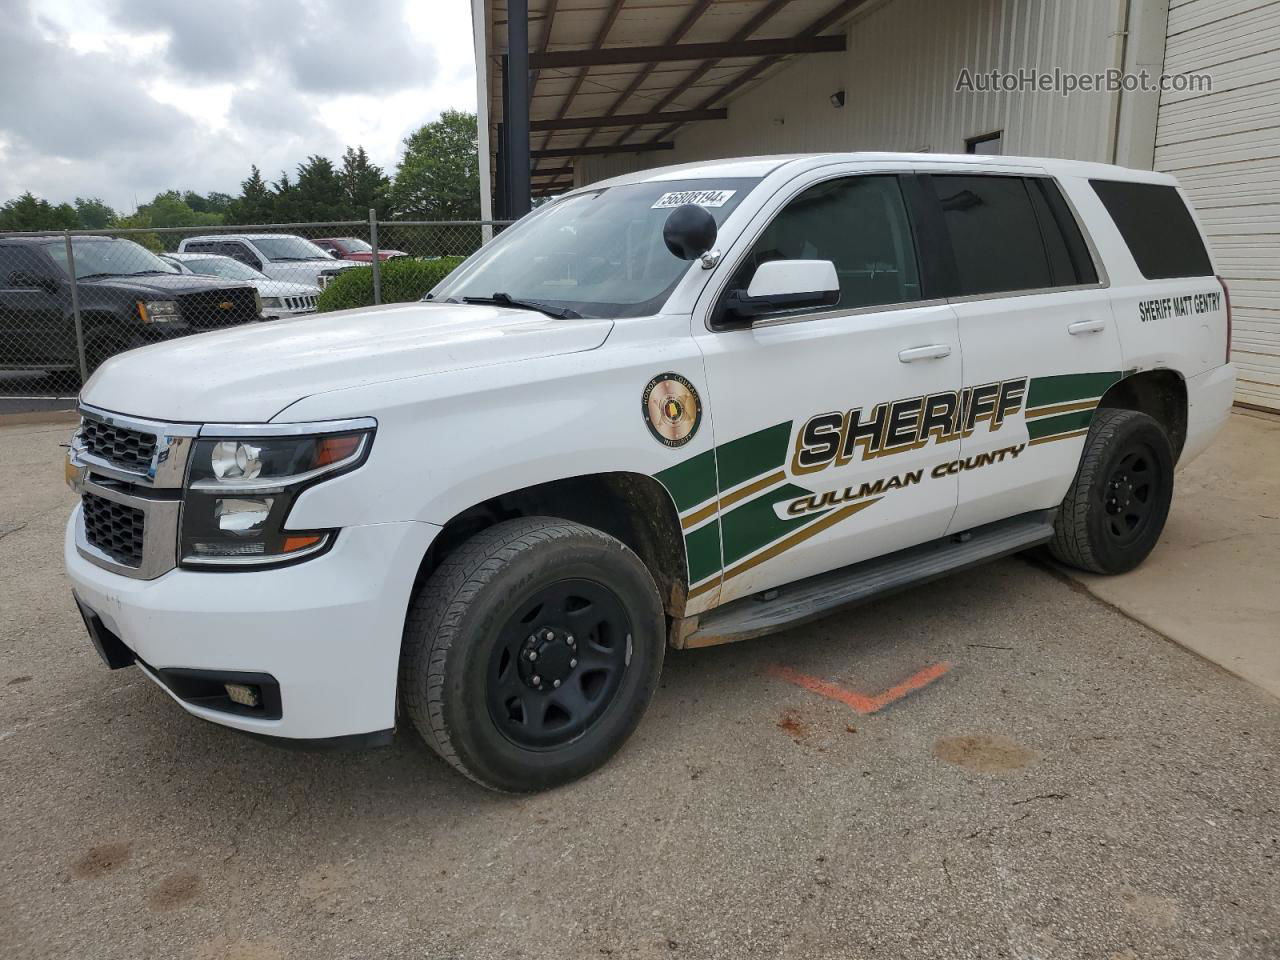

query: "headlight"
xmin=138 ymin=300 xmax=179 ymax=323
xmin=179 ymin=428 xmax=373 ymax=568
xmin=254 ymin=289 xmax=264 ymax=313
xmin=260 ymin=296 xmax=282 ymax=308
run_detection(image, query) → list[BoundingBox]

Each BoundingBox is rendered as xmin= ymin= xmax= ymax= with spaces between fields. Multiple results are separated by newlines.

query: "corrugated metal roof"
xmin=481 ymin=0 xmax=881 ymax=193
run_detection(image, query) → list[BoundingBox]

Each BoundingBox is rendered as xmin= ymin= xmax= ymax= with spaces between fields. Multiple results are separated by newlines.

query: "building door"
xmin=1155 ymin=2 xmax=1280 ymax=411
xmin=692 ymin=173 xmax=963 ymax=605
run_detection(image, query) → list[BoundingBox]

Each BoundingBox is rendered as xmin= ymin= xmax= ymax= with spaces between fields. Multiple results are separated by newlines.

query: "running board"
xmin=680 ymin=510 xmax=1055 ymax=649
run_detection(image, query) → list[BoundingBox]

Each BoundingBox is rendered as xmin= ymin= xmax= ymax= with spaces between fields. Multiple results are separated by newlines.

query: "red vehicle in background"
xmin=313 ymin=237 xmax=407 ymax=262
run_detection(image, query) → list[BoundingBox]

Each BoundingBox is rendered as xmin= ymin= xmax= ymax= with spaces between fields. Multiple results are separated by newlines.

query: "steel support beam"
xmin=506 ymin=0 xmax=532 ymax=218
xmin=532 ymin=108 xmax=727 ymax=132
xmin=531 ymin=142 xmax=674 ymax=159
xmin=530 ymin=35 xmax=846 ymax=70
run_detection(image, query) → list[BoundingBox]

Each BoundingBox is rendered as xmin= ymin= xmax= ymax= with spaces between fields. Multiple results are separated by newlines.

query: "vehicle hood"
xmin=81 ymin=273 xmax=253 ymax=297
xmin=268 ymin=260 xmax=356 ymax=282
xmin=81 ymin=301 xmax=615 ymax=423
xmin=252 ymin=278 xmax=319 ymax=296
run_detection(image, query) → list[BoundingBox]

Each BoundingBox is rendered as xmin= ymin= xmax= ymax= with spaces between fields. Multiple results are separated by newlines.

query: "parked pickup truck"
xmin=312 ymin=236 xmax=406 ymax=262
xmin=0 ymin=235 xmax=262 ymax=377
xmin=176 ymin=234 xmax=357 ymax=289
xmin=65 ymin=154 xmax=1235 ymax=792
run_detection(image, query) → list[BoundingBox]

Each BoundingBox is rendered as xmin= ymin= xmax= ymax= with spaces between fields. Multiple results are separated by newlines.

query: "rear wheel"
xmin=1048 ymin=408 xmax=1175 ymax=575
xmin=400 ymin=517 xmax=666 ymax=792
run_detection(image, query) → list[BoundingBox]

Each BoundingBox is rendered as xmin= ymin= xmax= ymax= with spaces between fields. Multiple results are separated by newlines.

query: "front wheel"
xmin=1048 ymin=408 xmax=1175 ymax=575
xmin=399 ymin=518 xmax=666 ymax=792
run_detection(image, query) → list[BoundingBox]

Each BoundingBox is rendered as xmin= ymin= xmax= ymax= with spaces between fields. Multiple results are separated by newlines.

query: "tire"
xmin=399 ymin=517 xmax=666 ymax=792
xmin=1048 ymin=408 xmax=1175 ymax=575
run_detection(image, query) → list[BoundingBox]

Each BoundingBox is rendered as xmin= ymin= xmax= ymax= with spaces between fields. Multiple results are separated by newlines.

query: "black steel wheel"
xmin=1049 ymin=408 xmax=1175 ymax=575
xmin=486 ymin=579 xmax=633 ymax=750
xmin=1100 ymin=445 xmax=1161 ymax=548
xmin=400 ymin=517 xmax=665 ymax=792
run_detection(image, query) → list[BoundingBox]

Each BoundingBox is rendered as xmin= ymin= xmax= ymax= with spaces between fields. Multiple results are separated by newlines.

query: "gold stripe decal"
xmin=1025 ymin=398 xmax=1099 ymax=420
xmin=722 ymin=498 xmax=883 ymax=584
xmin=682 ymin=470 xmax=787 ymax=529
xmin=1028 ymin=427 xmax=1090 ymax=446
xmin=687 ymin=577 xmax=720 ymax=600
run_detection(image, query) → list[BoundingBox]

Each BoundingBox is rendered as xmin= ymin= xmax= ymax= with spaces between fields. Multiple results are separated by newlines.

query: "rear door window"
xmin=931 ymin=175 xmax=1053 ymax=296
xmin=1089 ymin=180 xmax=1213 ymax=279
xmin=1027 ymin=178 xmax=1099 ymax=286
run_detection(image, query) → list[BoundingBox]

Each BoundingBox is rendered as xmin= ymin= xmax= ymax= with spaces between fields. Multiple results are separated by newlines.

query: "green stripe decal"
xmin=716 ymin=421 xmax=792 ymax=492
xmin=684 ymin=518 xmax=722 ymax=585
xmin=720 ymin=483 xmax=825 ymax=566
xmin=655 ymin=449 xmax=717 ymax=513
xmin=1027 ymin=371 xmax=1122 ymax=409
xmin=1027 ymin=409 xmax=1095 ymax=441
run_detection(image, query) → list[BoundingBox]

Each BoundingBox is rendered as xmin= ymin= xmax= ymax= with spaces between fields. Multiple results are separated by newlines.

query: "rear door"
xmin=691 ymin=171 xmax=964 ymax=606
xmin=917 ymin=172 xmax=1124 ymax=533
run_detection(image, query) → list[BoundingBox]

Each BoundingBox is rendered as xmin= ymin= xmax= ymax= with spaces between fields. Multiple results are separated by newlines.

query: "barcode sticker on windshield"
xmin=651 ymin=189 xmax=737 ymax=209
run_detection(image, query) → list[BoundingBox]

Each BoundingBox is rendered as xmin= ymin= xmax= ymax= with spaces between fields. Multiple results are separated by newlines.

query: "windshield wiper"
xmin=75 ymin=272 xmax=120 ymax=280
xmin=462 ymin=292 xmax=581 ymax=320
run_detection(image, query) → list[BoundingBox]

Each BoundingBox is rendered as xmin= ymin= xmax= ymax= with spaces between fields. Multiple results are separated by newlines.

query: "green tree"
xmin=390 ymin=110 xmax=480 ymax=220
xmin=204 ymin=192 xmax=235 ymax=216
xmin=293 ymin=154 xmax=345 ymax=221
xmin=73 ymin=197 xmax=118 ymax=229
xmin=271 ymin=170 xmax=303 ymax=222
xmin=340 ymin=146 xmax=391 ymax=217
xmin=227 ymin=166 xmax=275 ymax=224
xmin=0 ymin=192 xmax=79 ymax=231
xmin=134 ymin=190 xmax=222 ymax=228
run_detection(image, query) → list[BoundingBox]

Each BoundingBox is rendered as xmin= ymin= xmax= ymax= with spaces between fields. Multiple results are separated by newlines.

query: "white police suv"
xmin=65 ymin=154 xmax=1235 ymax=791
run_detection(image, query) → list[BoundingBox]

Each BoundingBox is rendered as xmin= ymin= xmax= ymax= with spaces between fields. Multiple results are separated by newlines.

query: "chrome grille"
xmin=81 ymin=419 xmax=156 ymax=473
xmin=82 ymin=493 xmax=145 ymax=568
xmin=282 ymin=295 xmax=317 ymax=312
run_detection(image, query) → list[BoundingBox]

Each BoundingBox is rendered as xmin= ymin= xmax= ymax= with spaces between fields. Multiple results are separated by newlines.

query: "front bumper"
xmin=66 ymin=510 xmax=439 ymax=741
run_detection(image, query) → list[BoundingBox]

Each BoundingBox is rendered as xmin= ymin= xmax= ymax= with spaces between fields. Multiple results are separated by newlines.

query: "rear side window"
xmin=1090 ymin=180 xmax=1213 ymax=279
xmin=931 ymin=175 xmax=1053 ymax=296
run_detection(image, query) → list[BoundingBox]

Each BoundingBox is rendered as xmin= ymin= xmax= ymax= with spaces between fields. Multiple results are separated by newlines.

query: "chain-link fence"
xmin=0 ymin=215 xmax=512 ymax=397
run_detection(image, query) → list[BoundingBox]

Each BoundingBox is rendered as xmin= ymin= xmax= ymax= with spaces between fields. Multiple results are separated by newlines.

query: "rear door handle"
xmin=898 ymin=344 xmax=952 ymax=363
xmin=1068 ymin=319 xmax=1107 ymax=336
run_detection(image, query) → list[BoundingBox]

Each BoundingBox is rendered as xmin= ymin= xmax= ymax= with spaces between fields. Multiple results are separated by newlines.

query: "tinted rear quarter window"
xmin=1090 ymin=180 xmax=1213 ymax=279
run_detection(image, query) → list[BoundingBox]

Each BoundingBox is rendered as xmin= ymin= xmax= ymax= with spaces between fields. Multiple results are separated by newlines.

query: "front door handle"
xmin=1068 ymin=319 xmax=1107 ymax=336
xmin=898 ymin=344 xmax=952 ymax=363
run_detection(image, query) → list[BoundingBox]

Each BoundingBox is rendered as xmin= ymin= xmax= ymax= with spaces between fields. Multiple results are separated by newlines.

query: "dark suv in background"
xmin=0 ymin=236 xmax=262 ymax=382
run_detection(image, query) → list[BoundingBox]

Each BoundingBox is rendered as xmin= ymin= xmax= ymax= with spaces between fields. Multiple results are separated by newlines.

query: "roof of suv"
xmin=590 ymin=152 xmax=1180 ymax=190
xmin=181 ymin=234 xmax=317 ymax=242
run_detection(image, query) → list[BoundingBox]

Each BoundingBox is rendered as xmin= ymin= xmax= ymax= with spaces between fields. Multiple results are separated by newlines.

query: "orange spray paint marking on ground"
xmin=767 ymin=661 xmax=952 ymax=715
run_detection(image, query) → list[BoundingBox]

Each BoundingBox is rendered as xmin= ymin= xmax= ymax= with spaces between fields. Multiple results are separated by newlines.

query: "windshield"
xmin=334 ymin=237 xmax=372 ymax=253
xmin=433 ymin=177 xmax=760 ymax=318
xmin=47 ymin=238 xmax=173 ymax=279
xmin=252 ymin=236 xmax=333 ymax=261
xmin=184 ymin=257 xmax=265 ymax=281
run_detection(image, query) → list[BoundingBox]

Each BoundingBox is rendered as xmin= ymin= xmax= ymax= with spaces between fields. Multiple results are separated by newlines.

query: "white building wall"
xmin=1155 ymin=0 xmax=1280 ymax=410
xmin=580 ymin=0 xmax=1128 ymax=185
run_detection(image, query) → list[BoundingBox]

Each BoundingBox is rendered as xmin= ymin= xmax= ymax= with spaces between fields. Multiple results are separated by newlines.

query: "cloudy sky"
xmin=0 ymin=0 xmax=478 ymax=212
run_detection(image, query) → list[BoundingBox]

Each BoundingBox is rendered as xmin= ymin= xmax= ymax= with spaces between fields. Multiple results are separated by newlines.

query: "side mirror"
xmin=723 ymin=260 xmax=840 ymax=322
xmin=9 ymin=270 xmax=58 ymax=293
xmin=662 ymin=204 xmax=717 ymax=261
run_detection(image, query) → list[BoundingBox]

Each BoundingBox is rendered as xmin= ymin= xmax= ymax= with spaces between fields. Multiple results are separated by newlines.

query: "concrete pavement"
xmin=1063 ymin=410 xmax=1280 ymax=700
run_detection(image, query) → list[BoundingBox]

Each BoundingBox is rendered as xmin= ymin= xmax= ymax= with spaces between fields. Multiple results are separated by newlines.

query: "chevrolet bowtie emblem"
xmin=217 ymin=301 xmax=233 ymax=310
